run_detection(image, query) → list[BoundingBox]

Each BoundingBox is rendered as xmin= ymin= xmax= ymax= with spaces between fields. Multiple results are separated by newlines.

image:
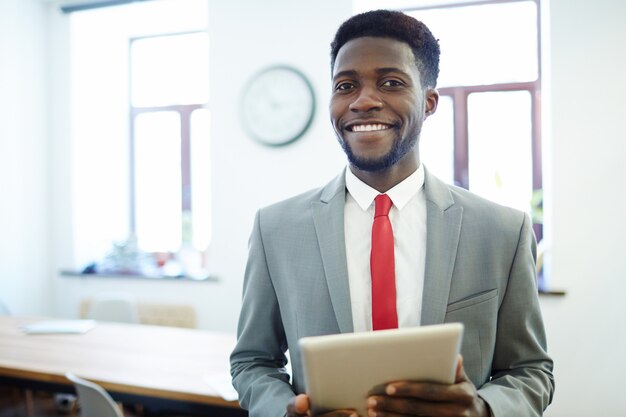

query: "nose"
xmin=349 ymin=86 xmax=383 ymax=112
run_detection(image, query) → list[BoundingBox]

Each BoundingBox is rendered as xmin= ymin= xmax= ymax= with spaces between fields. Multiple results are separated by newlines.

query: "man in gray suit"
xmin=231 ymin=10 xmax=554 ymax=417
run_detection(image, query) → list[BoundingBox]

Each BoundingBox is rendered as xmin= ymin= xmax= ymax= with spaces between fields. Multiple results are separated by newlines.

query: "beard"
xmin=337 ymin=127 xmax=420 ymax=172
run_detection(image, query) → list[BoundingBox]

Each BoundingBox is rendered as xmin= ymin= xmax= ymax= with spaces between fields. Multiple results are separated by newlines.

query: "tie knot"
xmin=374 ymin=194 xmax=392 ymax=217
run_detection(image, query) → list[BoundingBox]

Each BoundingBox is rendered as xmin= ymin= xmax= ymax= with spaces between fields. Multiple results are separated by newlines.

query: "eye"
xmin=335 ymin=81 xmax=355 ymax=91
xmin=381 ymin=79 xmax=405 ymax=88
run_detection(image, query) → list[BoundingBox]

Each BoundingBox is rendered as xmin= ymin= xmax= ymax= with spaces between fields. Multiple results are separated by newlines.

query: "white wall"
xmin=0 ymin=0 xmax=52 ymax=315
xmin=541 ymin=0 xmax=626 ymax=415
xmin=203 ymin=0 xmax=350 ymax=330
xmin=2 ymin=0 xmax=626 ymax=414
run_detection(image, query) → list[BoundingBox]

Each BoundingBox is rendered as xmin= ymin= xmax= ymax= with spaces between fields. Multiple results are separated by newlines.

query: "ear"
xmin=425 ymin=88 xmax=439 ymax=117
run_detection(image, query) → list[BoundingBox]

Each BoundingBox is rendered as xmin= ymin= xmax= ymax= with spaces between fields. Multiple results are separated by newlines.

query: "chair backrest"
xmin=65 ymin=373 xmax=123 ymax=417
xmin=87 ymin=292 xmax=139 ymax=324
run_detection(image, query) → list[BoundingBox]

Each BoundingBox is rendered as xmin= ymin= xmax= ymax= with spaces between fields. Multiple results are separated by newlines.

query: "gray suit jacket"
xmin=231 ymin=169 xmax=554 ymax=417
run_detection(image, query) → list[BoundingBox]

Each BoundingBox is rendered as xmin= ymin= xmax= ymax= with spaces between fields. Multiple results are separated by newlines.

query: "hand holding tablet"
xmin=299 ymin=323 xmax=465 ymax=416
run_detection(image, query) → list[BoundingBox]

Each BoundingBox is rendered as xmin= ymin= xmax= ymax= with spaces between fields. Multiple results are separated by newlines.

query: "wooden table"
xmin=0 ymin=316 xmax=246 ymax=416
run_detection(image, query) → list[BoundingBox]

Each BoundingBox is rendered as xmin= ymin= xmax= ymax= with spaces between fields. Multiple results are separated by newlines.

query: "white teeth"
xmin=351 ymin=124 xmax=390 ymax=132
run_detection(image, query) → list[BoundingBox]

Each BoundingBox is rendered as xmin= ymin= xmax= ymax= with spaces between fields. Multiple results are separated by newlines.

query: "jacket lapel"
xmin=421 ymin=169 xmax=463 ymax=325
xmin=311 ymin=171 xmax=354 ymax=334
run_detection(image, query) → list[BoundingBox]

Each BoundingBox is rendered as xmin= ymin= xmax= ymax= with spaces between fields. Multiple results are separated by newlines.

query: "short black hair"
xmin=330 ymin=10 xmax=440 ymax=88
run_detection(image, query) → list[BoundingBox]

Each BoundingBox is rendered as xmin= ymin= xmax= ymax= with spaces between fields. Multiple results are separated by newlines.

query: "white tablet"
xmin=299 ymin=322 xmax=463 ymax=416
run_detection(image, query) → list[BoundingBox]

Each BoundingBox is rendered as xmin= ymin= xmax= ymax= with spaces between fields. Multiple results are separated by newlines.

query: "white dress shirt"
xmin=344 ymin=165 xmax=427 ymax=332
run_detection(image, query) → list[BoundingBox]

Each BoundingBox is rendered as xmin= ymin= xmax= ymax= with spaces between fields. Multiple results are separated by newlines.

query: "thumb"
xmin=455 ymin=354 xmax=467 ymax=383
xmin=294 ymin=394 xmax=310 ymax=415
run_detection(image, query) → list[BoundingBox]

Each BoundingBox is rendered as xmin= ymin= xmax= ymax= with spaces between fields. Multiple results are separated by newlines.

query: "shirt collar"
xmin=345 ymin=164 xmax=425 ymax=212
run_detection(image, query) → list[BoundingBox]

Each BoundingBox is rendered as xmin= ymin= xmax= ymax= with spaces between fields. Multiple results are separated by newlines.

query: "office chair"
xmin=66 ymin=292 xmax=139 ymax=417
xmin=65 ymin=373 xmax=123 ymax=417
xmin=87 ymin=292 xmax=139 ymax=324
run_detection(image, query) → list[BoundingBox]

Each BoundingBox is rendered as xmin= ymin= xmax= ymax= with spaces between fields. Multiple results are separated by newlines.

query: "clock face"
xmin=241 ymin=66 xmax=316 ymax=146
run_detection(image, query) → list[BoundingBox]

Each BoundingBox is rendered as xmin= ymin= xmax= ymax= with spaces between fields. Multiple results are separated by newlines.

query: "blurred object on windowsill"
xmin=535 ymin=239 xmax=566 ymax=297
xmin=536 ymin=238 xmax=546 ymax=291
xmin=530 ymin=188 xmax=543 ymax=225
xmin=74 ymin=235 xmax=214 ymax=281
xmin=61 ymin=269 xmax=218 ymax=282
xmin=99 ymin=235 xmax=155 ymax=276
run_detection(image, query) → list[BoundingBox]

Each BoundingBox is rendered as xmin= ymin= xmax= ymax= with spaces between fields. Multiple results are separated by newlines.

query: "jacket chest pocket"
xmin=444 ymin=289 xmax=499 ymax=387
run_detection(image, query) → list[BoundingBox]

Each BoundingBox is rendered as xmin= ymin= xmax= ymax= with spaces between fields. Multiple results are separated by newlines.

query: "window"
xmin=69 ymin=0 xmax=210 ymax=276
xmin=130 ymin=31 xmax=210 ymax=252
xmin=355 ymin=0 xmax=543 ymax=240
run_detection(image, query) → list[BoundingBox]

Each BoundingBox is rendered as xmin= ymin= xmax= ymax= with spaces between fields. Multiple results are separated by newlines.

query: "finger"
xmin=368 ymin=395 xmax=457 ymax=416
xmin=318 ymin=410 xmax=359 ymax=417
xmin=383 ymin=381 xmax=474 ymax=403
xmin=295 ymin=394 xmax=310 ymax=414
xmin=289 ymin=395 xmax=357 ymax=417
xmin=370 ymin=393 xmax=483 ymax=417
xmin=384 ymin=381 xmax=448 ymax=401
xmin=367 ymin=383 xmax=389 ymax=396
xmin=286 ymin=394 xmax=310 ymax=416
xmin=455 ymin=354 xmax=469 ymax=383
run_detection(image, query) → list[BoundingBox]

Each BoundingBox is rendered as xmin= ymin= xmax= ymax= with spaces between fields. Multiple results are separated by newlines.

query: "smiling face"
xmin=330 ymin=36 xmax=438 ymax=179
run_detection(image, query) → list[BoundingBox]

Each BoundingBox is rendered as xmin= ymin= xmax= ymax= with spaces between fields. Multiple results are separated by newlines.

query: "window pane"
xmin=408 ymin=1 xmax=538 ymax=87
xmin=420 ymin=95 xmax=454 ymax=184
xmin=134 ymin=111 xmax=182 ymax=252
xmin=467 ymin=91 xmax=533 ymax=213
xmin=190 ymin=109 xmax=211 ymax=251
xmin=131 ymin=32 xmax=209 ymax=106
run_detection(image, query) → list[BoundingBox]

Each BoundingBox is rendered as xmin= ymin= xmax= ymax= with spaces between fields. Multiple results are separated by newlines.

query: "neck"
xmin=350 ymin=155 xmax=420 ymax=193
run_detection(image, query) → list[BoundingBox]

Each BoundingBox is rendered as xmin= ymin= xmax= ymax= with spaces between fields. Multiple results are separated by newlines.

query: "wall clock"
xmin=240 ymin=65 xmax=316 ymax=147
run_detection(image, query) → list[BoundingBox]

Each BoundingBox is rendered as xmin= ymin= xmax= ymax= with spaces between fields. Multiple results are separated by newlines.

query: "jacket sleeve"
xmin=230 ymin=210 xmax=295 ymax=417
xmin=478 ymin=214 xmax=555 ymax=416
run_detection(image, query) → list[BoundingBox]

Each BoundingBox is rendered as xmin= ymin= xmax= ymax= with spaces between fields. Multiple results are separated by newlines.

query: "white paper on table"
xmin=20 ymin=319 xmax=97 ymax=334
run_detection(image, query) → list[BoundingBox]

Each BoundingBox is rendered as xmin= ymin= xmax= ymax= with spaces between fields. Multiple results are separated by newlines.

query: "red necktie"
xmin=371 ymin=194 xmax=398 ymax=330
